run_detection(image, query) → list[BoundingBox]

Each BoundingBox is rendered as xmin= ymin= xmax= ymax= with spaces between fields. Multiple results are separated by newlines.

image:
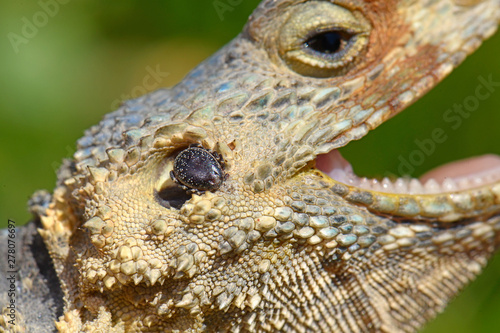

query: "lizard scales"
xmin=2 ymin=0 xmax=500 ymax=332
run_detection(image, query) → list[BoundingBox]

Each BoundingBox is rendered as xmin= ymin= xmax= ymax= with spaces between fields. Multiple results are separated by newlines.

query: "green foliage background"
xmin=1 ymin=1 xmax=499 ymax=332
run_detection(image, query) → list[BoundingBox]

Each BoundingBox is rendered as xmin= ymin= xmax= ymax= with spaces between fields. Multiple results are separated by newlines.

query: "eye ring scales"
xmin=170 ymin=145 xmax=226 ymax=194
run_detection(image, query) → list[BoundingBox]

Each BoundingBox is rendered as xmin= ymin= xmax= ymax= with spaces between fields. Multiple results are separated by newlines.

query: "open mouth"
xmin=318 ymin=151 xmax=500 ymax=194
xmin=315 ymin=150 xmax=500 ymax=222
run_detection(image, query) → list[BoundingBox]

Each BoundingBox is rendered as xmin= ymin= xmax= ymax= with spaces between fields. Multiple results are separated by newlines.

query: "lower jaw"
xmin=315 ymin=150 xmax=500 ymax=222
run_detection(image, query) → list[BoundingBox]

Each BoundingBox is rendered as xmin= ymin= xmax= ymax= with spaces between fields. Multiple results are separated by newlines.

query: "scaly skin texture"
xmin=3 ymin=0 xmax=500 ymax=332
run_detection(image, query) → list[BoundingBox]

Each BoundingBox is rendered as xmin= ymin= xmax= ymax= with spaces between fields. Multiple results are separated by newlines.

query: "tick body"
xmin=171 ymin=146 xmax=225 ymax=193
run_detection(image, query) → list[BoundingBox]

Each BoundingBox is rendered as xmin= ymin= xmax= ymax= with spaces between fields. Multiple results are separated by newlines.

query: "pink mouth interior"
xmin=316 ymin=150 xmax=500 ymax=194
xmin=419 ymin=154 xmax=500 ymax=182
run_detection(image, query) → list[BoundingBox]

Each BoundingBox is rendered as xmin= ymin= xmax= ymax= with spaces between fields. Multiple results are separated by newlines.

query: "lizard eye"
xmin=304 ymin=30 xmax=352 ymax=56
xmin=171 ymin=146 xmax=225 ymax=193
xmin=278 ymin=2 xmax=371 ymax=78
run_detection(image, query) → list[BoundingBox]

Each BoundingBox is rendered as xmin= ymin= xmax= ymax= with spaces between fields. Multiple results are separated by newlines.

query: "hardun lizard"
xmin=1 ymin=0 xmax=500 ymax=332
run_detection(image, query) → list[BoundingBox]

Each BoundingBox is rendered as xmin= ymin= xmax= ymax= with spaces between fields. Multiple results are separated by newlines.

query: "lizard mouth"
xmin=317 ymin=151 xmax=500 ymax=194
xmin=316 ymin=151 xmax=500 ymax=221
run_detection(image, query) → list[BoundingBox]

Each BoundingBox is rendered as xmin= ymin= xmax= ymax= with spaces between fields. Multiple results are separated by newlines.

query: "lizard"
xmin=1 ymin=0 xmax=500 ymax=332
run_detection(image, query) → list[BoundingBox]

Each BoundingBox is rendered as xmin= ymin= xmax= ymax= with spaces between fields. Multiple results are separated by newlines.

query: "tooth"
xmin=359 ymin=177 xmax=370 ymax=190
xmin=424 ymin=179 xmax=441 ymax=193
xmin=372 ymin=179 xmax=383 ymax=192
xmin=409 ymin=179 xmax=423 ymax=194
xmin=457 ymin=178 xmax=470 ymax=190
xmin=471 ymin=177 xmax=484 ymax=188
xmin=442 ymin=178 xmax=457 ymax=192
xmin=395 ymin=179 xmax=408 ymax=193
xmin=347 ymin=175 xmax=358 ymax=186
xmin=382 ymin=178 xmax=392 ymax=191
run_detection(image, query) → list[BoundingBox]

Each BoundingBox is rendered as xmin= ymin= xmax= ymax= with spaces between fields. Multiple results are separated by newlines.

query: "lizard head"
xmin=38 ymin=0 xmax=500 ymax=331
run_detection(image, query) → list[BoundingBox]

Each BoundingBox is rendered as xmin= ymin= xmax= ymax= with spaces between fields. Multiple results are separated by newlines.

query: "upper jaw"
xmin=316 ymin=150 xmax=500 ymax=222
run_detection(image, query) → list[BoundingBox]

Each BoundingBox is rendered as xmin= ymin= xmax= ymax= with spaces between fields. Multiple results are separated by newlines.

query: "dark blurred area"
xmin=1 ymin=1 xmax=499 ymax=332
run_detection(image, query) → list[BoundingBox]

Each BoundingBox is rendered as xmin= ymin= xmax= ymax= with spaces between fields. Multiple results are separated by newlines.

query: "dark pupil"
xmin=305 ymin=31 xmax=344 ymax=54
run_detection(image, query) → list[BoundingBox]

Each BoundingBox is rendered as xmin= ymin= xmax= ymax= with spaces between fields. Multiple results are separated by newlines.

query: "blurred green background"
xmin=1 ymin=1 xmax=499 ymax=332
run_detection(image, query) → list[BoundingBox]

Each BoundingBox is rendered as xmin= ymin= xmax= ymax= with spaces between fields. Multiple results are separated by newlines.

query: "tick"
xmin=170 ymin=145 xmax=226 ymax=194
